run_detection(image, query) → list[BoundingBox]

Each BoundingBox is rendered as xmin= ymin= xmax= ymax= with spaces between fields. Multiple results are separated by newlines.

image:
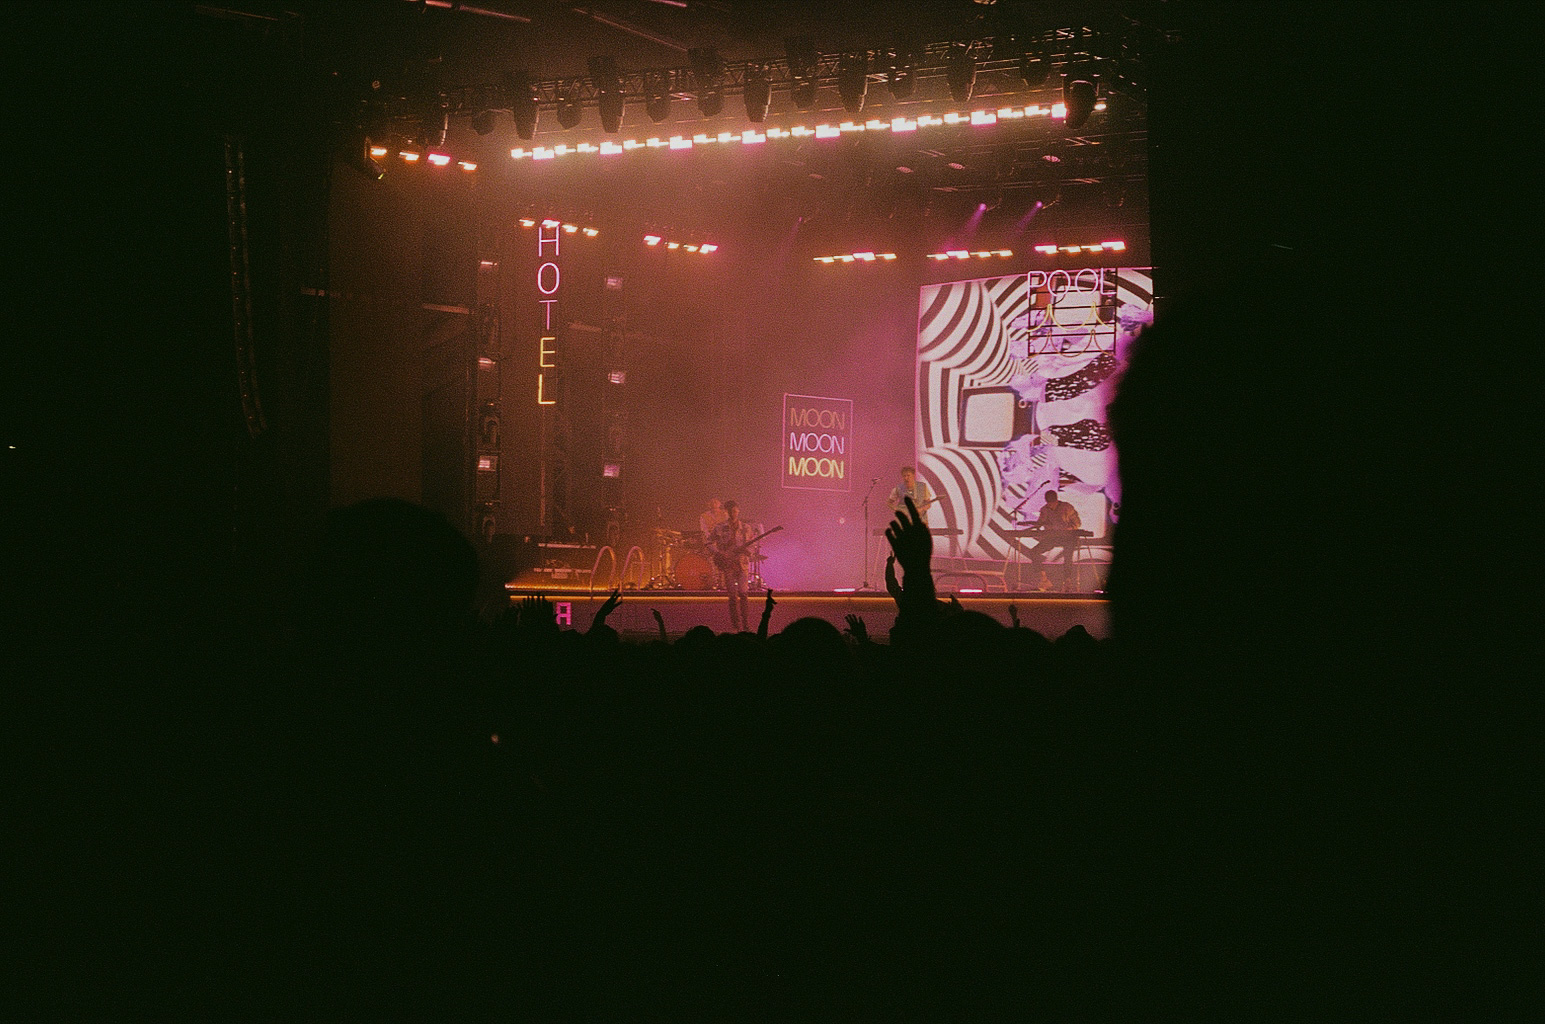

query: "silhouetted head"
xmin=1044 ymin=490 xmax=1059 ymax=504
xmin=773 ymin=616 xmax=848 ymax=663
xmin=302 ymin=498 xmax=477 ymax=645
xmin=722 ymin=500 xmax=740 ymax=523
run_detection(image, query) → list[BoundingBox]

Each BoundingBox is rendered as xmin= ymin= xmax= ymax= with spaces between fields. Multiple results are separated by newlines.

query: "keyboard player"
xmin=1026 ymin=490 xmax=1082 ymax=589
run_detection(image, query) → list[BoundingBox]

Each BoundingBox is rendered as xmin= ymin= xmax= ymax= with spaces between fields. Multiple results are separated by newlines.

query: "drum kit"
xmin=643 ymin=524 xmax=770 ymax=590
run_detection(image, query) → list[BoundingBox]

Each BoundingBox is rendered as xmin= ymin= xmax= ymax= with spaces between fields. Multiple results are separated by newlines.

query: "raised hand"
xmin=1008 ymin=603 xmax=1021 ymax=629
xmin=521 ymin=595 xmax=557 ymax=634
xmin=590 ymin=588 xmax=622 ymax=632
xmin=844 ymin=613 xmax=869 ymax=644
xmin=948 ymin=594 xmax=964 ymax=614
xmin=757 ymin=588 xmax=776 ymax=641
xmin=884 ymin=495 xmax=933 ymax=574
xmin=651 ymin=608 xmax=667 ymax=642
xmin=884 ymin=554 xmax=902 ymax=600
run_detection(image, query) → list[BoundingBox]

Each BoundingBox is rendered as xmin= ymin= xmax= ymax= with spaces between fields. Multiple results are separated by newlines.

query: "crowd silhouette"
xmin=19 ymin=253 xmax=1525 ymax=1018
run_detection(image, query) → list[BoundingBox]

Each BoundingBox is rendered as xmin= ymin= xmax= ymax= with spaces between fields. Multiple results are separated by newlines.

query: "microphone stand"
xmin=858 ymin=478 xmax=879 ymax=591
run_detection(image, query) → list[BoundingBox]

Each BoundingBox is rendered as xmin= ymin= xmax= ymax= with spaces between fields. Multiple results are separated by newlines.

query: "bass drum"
xmin=674 ymin=552 xmax=716 ymax=590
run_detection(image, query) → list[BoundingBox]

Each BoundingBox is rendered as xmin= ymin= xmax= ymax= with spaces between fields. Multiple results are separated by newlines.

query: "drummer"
xmin=699 ymin=498 xmax=728 ymax=540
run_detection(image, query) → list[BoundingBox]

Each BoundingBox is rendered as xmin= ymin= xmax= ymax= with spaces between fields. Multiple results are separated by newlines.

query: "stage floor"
xmin=502 ymin=587 xmax=1109 ymax=641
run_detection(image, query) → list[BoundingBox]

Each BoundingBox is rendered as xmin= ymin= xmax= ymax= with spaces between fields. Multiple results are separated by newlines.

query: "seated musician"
xmin=1027 ymin=489 xmax=1083 ymax=588
xmin=709 ymin=500 xmax=755 ymax=631
xmin=699 ymin=498 xmax=728 ymax=541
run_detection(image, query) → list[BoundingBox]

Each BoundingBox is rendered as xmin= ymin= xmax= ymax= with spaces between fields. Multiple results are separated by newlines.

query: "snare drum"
xmin=674 ymin=552 xmax=715 ymax=590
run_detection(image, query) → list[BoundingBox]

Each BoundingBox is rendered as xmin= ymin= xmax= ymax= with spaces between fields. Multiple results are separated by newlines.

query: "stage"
xmin=502 ymin=586 xmax=1109 ymax=641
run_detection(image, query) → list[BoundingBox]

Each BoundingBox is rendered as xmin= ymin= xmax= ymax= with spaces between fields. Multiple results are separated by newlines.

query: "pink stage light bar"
xmin=1031 ymin=240 xmax=1126 ymax=256
xmin=924 ymin=249 xmax=1014 ymax=261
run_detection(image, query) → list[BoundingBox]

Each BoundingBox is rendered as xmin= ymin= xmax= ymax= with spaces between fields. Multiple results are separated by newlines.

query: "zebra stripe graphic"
xmin=915 ymin=268 xmax=1153 ymax=559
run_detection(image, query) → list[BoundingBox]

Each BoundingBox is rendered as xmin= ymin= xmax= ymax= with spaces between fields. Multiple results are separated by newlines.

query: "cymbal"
xmin=654 ymin=527 xmax=682 ymax=538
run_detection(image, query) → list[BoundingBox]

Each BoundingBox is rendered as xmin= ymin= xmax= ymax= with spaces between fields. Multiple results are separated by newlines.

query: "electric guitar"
xmin=711 ymin=525 xmax=783 ymax=572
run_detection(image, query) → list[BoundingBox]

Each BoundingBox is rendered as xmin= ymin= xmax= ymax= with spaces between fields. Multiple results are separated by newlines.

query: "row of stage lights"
xmin=517 ymin=217 xmax=600 ymax=236
xmin=510 ymin=99 xmax=1104 ymax=163
xmin=370 ymin=144 xmax=477 ymax=171
xmin=813 ymin=241 xmax=1125 ymax=264
xmin=365 ymin=99 xmax=1105 ymax=175
xmin=643 ymin=235 xmax=719 ymax=253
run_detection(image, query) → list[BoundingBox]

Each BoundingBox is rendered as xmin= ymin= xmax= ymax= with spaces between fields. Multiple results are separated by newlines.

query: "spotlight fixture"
xmin=836 ymin=52 xmax=869 ymax=114
xmin=743 ymin=64 xmax=770 ymax=123
xmin=556 ymin=81 xmax=582 ymax=130
xmin=1019 ymin=44 xmax=1050 ymax=88
xmin=470 ymin=108 xmax=498 ymax=135
xmin=505 ymin=69 xmax=538 ymax=140
xmin=589 ymin=55 xmax=624 ymax=133
xmin=643 ymin=70 xmax=671 ymax=123
xmin=785 ymin=35 xmax=820 ymax=109
xmin=346 ymin=136 xmax=385 ymax=181
xmin=1063 ymin=66 xmax=1096 ymax=128
xmin=688 ymin=47 xmax=724 ymax=117
xmin=887 ymin=34 xmax=920 ymax=99
xmin=945 ymin=42 xmax=976 ymax=102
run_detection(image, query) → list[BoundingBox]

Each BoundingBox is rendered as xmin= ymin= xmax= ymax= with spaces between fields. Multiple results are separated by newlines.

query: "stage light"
xmin=458 ymin=160 xmax=477 ymax=172
xmin=892 ymin=118 xmax=917 ymax=133
xmin=643 ymin=70 xmax=671 ymax=123
xmin=583 ymin=227 xmax=599 ymax=236
xmin=400 ymin=149 xmax=421 ymax=162
xmin=644 ymin=234 xmax=661 ymax=245
xmin=688 ymin=47 xmax=724 ymax=117
xmin=471 ymin=108 xmax=498 ymax=135
xmin=505 ymin=69 xmax=539 ymax=140
xmin=742 ymin=129 xmax=766 ymax=144
xmin=589 ymin=55 xmax=624 ymax=133
xmin=815 ymin=124 xmax=839 ymax=139
xmin=1020 ymin=46 xmax=1050 ymax=88
xmin=945 ymin=42 xmax=976 ymax=102
xmin=556 ymin=82 xmax=582 ymax=129
xmin=600 ymin=141 xmax=622 ymax=155
xmin=886 ymin=35 xmax=919 ymax=99
xmin=970 ymin=110 xmax=996 ymax=125
xmin=786 ymin=35 xmax=820 ymax=109
xmin=666 ymin=241 xmax=680 ymax=249
xmin=836 ymin=52 xmax=869 ymax=113
xmin=744 ymin=64 xmax=770 ymax=122
xmin=669 ymin=135 xmax=692 ymax=149
xmin=348 ymin=138 xmax=386 ymax=180
xmin=511 ymin=148 xmax=527 ymax=159
xmin=1064 ymin=67 xmax=1097 ymax=128
xmin=562 ymin=223 xmax=578 ymax=233
xmin=520 ymin=218 xmax=536 ymax=227
xmin=609 ymin=370 xmax=626 ymax=384
xmin=699 ymin=243 xmax=717 ymax=253
xmin=427 ymin=151 xmax=452 ymax=166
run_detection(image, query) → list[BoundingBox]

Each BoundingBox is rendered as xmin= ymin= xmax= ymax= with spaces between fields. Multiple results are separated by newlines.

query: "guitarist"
xmin=888 ymin=466 xmax=936 ymax=525
xmin=709 ymin=500 xmax=756 ymax=630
